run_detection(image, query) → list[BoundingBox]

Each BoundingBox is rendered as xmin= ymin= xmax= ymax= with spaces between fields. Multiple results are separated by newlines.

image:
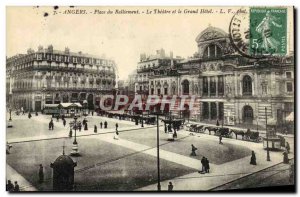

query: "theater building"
xmin=139 ymin=26 xmax=294 ymax=127
xmin=6 ymin=45 xmax=117 ymax=112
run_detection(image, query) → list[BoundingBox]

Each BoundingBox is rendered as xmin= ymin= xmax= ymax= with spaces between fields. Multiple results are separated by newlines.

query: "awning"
xmin=286 ymin=112 xmax=294 ymax=121
xmin=59 ymin=102 xmax=82 ymax=108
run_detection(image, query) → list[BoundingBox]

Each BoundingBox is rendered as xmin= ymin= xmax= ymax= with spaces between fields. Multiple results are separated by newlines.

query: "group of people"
xmin=99 ymin=121 xmax=108 ymax=129
xmin=6 ymin=180 xmax=20 ymax=192
xmin=199 ymin=156 xmax=210 ymax=173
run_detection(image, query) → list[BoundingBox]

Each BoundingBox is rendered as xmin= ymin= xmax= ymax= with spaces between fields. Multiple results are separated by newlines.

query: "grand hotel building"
xmin=6 ymin=45 xmax=117 ymax=112
xmin=136 ymin=26 xmax=294 ymax=127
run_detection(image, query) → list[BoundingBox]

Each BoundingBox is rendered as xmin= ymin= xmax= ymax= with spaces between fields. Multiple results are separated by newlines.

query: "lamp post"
xmin=141 ymin=111 xmax=144 ymax=128
xmin=71 ymin=115 xmax=80 ymax=156
xmin=154 ymin=111 xmax=162 ymax=191
xmin=265 ymin=107 xmax=270 ymax=161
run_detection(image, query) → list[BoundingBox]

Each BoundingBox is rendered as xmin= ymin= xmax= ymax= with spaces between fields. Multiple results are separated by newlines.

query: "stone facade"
xmin=136 ymin=26 xmax=294 ymax=127
xmin=6 ymin=45 xmax=117 ymax=112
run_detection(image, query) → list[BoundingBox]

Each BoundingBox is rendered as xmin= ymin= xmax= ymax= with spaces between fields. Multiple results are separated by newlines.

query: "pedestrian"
xmin=100 ymin=122 xmax=103 ymax=129
xmin=84 ymin=122 xmax=88 ymax=130
xmin=6 ymin=180 xmax=14 ymax=191
xmin=199 ymin=156 xmax=206 ymax=173
xmin=35 ymin=111 xmax=38 ymax=116
xmin=173 ymin=130 xmax=177 ymax=138
xmin=116 ymin=123 xmax=118 ymax=131
xmin=63 ymin=119 xmax=66 ymax=127
xmin=28 ymin=112 xmax=32 ymax=119
xmin=39 ymin=164 xmax=44 ymax=183
xmin=104 ymin=121 xmax=108 ymax=129
xmin=283 ymin=151 xmax=289 ymax=164
xmin=14 ymin=181 xmax=20 ymax=191
xmin=92 ymin=111 xmax=94 ymax=116
xmin=250 ymin=151 xmax=257 ymax=165
xmin=190 ymin=144 xmax=197 ymax=156
xmin=219 ymin=134 xmax=223 ymax=144
xmin=78 ymin=122 xmax=82 ymax=132
xmin=216 ymin=119 xmax=219 ymax=126
xmin=205 ymin=158 xmax=210 ymax=173
xmin=6 ymin=142 xmax=12 ymax=154
xmin=94 ymin=125 xmax=97 ymax=133
xmin=286 ymin=142 xmax=290 ymax=153
xmin=164 ymin=124 xmax=167 ymax=133
xmin=168 ymin=182 xmax=173 ymax=191
xmin=114 ymin=131 xmax=119 ymax=140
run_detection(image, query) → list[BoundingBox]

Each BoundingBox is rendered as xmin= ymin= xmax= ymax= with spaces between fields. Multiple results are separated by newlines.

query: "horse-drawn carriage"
xmin=188 ymin=124 xmax=205 ymax=133
xmin=231 ymin=129 xmax=262 ymax=142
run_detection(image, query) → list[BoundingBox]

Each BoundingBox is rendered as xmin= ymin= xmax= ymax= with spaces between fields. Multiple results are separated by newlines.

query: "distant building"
xmin=6 ymin=45 xmax=117 ymax=112
xmin=135 ymin=49 xmax=183 ymax=99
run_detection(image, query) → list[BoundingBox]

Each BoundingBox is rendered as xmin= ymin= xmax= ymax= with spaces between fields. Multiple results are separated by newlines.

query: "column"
xmin=208 ymin=77 xmax=211 ymax=97
xmin=208 ymin=102 xmax=211 ymax=120
xmin=216 ymin=76 xmax=219 ymax=97
xmin=216 ymin=102 xmax=219 ymax=120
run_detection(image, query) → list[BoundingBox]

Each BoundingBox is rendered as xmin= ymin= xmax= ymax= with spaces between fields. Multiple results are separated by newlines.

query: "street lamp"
xmin=141 ymin=111 xmax=144 ymax=128
xmin=265 ymin=107 xmax=271 ymax=161
xmin=153 ymin=111 xmax=163 ymax=191
xmin=71 ymin=115 xmax=80 ymax=156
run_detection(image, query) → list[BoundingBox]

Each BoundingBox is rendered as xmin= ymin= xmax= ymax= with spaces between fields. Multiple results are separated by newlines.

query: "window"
xmin=261 ymin=83 xmax=268 ymax=94
xmin=210 ymin=77 xmax=216 ymax=96
xmin=203 ymin=44 xmax=222 ymax=59
xmin=151 ymin=88 xmax=154 ymax=95
xmin=242 ymin=75 xmax=252 ymax=96
xmin=218 ymin=76 xmax=224 ymax=96
xmin=140 ymin=86 xmax=142 ymax=91
xmin=286 ymin=72 xmax=292 ymax=79
xmin=286 ymin=82 xmax=293 ymax=92
xmin=182 ymin=80 xmax=189 ymax=95
xmin=203 ymin=77 xmax=208 ymax=96
xmin=157 ymin=89 xmax=161 ymax=95
xmin=164 ymin=87 xmax=168 ymax=95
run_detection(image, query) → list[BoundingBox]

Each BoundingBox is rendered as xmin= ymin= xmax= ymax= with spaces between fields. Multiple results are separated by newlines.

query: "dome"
xmin=195 ymin=26 xmax=228 ymax=42
xmin=51 ymin=155 xmax=76 ymax=168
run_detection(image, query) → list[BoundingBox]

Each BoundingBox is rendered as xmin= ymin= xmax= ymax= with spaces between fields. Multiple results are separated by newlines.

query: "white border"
xmin=1 ymin=1 xmax=298 ymax=197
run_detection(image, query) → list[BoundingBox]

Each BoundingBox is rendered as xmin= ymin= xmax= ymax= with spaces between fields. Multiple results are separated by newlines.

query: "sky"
xmin=6 ymin=6 xmax=294 ymax=80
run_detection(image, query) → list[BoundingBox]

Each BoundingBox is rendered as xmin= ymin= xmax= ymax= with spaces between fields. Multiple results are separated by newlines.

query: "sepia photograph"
xmin=5 ymin=5 xmax=295 ymax=192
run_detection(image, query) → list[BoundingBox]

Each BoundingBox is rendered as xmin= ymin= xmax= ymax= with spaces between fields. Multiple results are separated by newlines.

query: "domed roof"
xmin=51 ymin=155 xmax=76 ymax=168
xmin=195 ymin=26 xmax=228 ymax=42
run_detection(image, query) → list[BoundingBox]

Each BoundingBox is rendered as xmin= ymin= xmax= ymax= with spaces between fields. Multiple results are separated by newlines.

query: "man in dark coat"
xmin=39 ymin=164 xmax=44 ymax=183
xmin=168 ymin=182 xmax=173 ymax=191
xmin=78 ymin=122 xmax=82 ymax=132
xmin=104 ymin=121 xmax=108 ymax=129
xmin=14 ymin=181 xmax=20 ymax=191
xmin=63 ymin=119 xmax=66 ymax=127
xmin=6 ymin=180 xmax=14 ymax=191
xmin=205 ymin=158 xmax=210 ymax=173
xmin=100 ymin=122 xmax=103 ymax=129
xmin=190 ymin=144 xmax=197 ymax=156
xmin=199 ymin=157 xmax=206 ymax=173
xmin=94 ymin=125 xmax=97 ymax=133
xmin=28 ymin=112 xmax=32 ymax=119
xmin=116 ymin=123 xmax=118 ymax=131
xmin=216 ymin=119 xmax=219 ymax=126
xmin=84 ymin=122 xmax=88 ymax=130
xmin=219 ymin=134 xmax=223 ymax=144
xmin=286 ymin=142 xmax=291 ymax=153
xmin=250 ymin=151 xmax=257 ymax=165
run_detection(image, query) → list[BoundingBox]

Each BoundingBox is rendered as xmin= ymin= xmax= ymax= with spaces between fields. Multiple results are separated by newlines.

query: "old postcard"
xmin=6 ymin=6 xmax=295 ymax=192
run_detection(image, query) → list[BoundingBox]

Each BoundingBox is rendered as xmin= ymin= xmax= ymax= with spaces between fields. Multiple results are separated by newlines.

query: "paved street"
xmin=6 ymin=114 xmax=294 ymax=191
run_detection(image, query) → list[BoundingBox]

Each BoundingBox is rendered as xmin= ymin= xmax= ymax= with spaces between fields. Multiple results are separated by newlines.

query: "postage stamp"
xmin=249 ymin=7 xmax=287 ymax=56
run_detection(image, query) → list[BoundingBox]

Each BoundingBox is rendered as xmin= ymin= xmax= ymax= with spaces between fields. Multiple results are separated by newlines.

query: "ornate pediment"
xmin=196 ymin=26 xmax=228 ymax=43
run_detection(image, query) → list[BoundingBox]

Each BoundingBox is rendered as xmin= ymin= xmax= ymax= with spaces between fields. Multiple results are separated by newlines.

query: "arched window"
xmin=182 ymin=80 xmax=189 ymax=95
xmin=242 ymin=75 xmax=252 ymax=96
xmin=243 ymin=105 xmax=253 ymax=123
xmin=203 ymin=44 xmax=222 ymax=59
